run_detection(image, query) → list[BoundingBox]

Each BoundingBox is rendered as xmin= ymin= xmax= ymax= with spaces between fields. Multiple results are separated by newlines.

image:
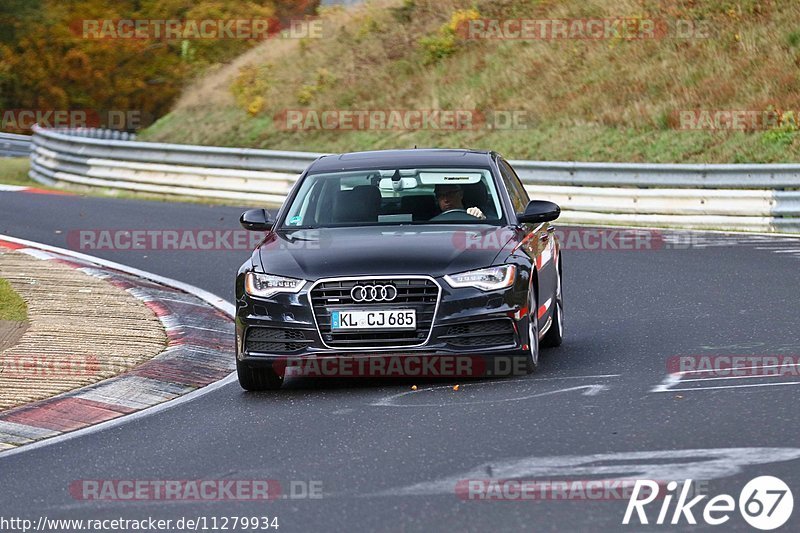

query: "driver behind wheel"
xmin=434 ymin=184 xmax=486 ymax=219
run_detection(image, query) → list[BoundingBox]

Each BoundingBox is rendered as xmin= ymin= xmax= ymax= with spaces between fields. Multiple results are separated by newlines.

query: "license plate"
xmin=331 ymin=309 xmax=416 ymax=331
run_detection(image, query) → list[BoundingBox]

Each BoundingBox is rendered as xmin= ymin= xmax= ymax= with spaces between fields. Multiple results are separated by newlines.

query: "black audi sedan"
xmin=235 ymin=149 xmax=563 ymax=390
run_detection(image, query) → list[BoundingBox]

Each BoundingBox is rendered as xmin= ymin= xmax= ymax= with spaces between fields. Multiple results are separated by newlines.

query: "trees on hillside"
xmin=0 ymin=0 xmax=319 ymax=131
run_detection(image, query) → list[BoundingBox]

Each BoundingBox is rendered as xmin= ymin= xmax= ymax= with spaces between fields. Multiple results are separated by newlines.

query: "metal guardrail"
xmin=0 ymin=132 xmax=32 ymax=157
xmin=56 ymin=128 xmax=138 ymax=141
xmin=29 ymin=126 xmax=313 ymax=204
xmin=28 ymin=126 xmax=800 ymax=232
xmin=507 ymin=160 xmax=800 ymax=189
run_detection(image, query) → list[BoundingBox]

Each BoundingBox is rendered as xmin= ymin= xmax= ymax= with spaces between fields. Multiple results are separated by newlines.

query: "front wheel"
xmin=525 ymin=292 xmax=540 ymax=374
xmin=236 ymin=359 xmax=284 ymax=391
xmin=541 ymin=261 xmax=564 ymax=348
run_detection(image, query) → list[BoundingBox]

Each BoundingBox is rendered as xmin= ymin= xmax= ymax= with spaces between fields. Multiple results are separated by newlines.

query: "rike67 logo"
xmin=623 ymin=476 xmax=794 ymax=530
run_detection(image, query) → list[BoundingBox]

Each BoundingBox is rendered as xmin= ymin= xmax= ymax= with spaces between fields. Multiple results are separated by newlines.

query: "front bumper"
xmin=235 ymin=274 xmax=530 ymax=365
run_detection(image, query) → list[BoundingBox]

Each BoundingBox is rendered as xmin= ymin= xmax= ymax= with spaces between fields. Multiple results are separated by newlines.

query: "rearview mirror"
xmin=240 ymin=209 xmax=273 ymax=231
xmin=517 ymin=200 xmax=561 ymax=224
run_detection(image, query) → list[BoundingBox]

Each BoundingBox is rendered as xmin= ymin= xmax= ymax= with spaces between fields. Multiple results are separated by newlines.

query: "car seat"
xmin=400 ymin=194 xmax=438 ymax=221
xmin=332 ymin=185 xmax=382 ymax=223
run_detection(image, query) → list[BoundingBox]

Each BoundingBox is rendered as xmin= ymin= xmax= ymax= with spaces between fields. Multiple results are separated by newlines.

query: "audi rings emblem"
xmin=351 ymin=284 xmax=398 ymax=303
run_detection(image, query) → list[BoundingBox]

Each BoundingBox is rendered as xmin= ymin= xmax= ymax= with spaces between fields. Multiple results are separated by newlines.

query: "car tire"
xmin=541 ymin=261 xmax=564 ymax=349
xmin=236 ymin=359 xmax=284 ymax=391
xmin=525 ymin=292 xmax=540 ymax=374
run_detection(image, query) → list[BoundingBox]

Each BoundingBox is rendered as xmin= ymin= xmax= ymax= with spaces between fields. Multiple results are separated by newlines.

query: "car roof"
xmin=306 ymin=149 xmax=496 ymax=173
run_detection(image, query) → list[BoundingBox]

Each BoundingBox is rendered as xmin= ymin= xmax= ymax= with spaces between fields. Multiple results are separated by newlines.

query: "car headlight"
xmin=245 ymin=273 xmax=306 ymax=298
xmin=444 ymin=265 xmax=517 ymax=291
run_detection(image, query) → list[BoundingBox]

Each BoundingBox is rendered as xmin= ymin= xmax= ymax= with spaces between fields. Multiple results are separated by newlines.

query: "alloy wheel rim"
xmin=528 ymin=319 xmax=539 ymax=366
xmin=557 ymin=301 xmax=564 ymax=337
xmin=556 ymin=271 xmax=564 ymax=337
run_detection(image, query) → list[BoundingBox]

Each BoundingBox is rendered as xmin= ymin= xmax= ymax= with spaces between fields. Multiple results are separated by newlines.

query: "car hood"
xmin=255 ymin=225 xmax=518 ymax=280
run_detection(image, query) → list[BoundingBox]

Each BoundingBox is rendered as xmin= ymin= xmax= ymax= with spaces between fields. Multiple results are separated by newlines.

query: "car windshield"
xmin=281 ymin=167 xmax=505 ymax=229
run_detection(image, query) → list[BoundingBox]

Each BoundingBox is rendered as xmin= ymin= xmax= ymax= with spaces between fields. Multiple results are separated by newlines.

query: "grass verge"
xmin=141 ymin=0 xmax=800 ymax=163
xmin=0 ymin=158 xmax=38 ymax=187
xmin=0 ymin=277 xmax=27 ymax=322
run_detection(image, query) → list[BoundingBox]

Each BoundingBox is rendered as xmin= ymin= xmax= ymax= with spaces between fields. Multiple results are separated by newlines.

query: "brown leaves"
xmin=1 ymin=0 xmax=320 ymax=130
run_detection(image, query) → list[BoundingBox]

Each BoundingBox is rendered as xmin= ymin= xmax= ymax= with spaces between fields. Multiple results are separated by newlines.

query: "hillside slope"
xmin=141 ymin=0 xmax=800 ymax=163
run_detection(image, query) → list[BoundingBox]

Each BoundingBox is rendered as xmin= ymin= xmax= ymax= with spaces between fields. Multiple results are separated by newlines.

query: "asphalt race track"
xmin=2 ymin=190 xmax=800 ymax=531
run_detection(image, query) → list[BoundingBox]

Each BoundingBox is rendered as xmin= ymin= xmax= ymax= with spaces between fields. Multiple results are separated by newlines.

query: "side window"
xmin=498 ymin=159 xmax=529 ymax=214
xmin=502 ymin=159 xmax=531 ymax=206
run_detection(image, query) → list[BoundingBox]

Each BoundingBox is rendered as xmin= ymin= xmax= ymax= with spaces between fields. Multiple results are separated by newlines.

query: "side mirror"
xmin=517 ymin=200 xmax=561 ymax=224
xmin=240 ymin=209 xmax=273 ymax=231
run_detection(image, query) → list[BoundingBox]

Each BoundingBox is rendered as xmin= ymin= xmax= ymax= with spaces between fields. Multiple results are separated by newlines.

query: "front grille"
xmin=440 ymin=318 xmax=516 ymax=348
xmin=310 ymin=278 xmax=440 ymax=348
xmin=245 ymin=327 xmax=313 ymax=353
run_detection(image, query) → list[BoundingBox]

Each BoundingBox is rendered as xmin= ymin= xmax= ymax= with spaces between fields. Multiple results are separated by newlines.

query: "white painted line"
xmin=652 ymin=367 xmax=800 ymax=392
xmin=0 ymin=184 xmax=27 ymax=192
xmin=529 ymin=374 xmax=620 ymax=380
xmin=664 ymin=381 xmax=800 ymax=393
xmin=372 ymin=383 xmax=610 ymax=407
xmin=677 ymin=363 xmax=800 ymax=377
xmin=0 ymin=233 xmax=236 ymax=460
xmin=580 ymin=385 xmax=608 ymax=396
xmin=490 ymin=374 xmax=620 ymax=381
xmin=650 ymin=373 xmax=682 ymax=393
xmin=372 ymin=448 xmax=800 ymax=497
xmin=369 ymin=373 xmax=621 ymax=404
xmin=681 ymin=374 xmax=800 ymax=383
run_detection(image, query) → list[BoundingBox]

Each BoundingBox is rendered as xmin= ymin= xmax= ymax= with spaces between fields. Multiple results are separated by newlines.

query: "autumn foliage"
xmin=0 ymin=0 xmax=319 ymax=132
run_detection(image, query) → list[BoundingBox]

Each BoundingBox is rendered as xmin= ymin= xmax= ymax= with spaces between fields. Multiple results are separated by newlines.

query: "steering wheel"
xmin=430 ymin=209 xmax=478 ymax=222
